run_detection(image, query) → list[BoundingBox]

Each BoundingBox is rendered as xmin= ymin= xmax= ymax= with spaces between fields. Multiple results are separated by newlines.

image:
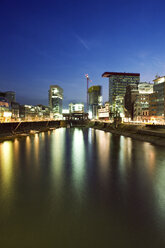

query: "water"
xmin=0 ymin=128 xmax=165 ymax=247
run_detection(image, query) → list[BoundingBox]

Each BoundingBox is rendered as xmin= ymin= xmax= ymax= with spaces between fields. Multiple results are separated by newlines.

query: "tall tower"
xmin=49 ymin=85 xmax=63 ymax=114
xmin=102 ymin=72 xmax=140 ymax=115
xmin=88 ymin=85 xmax=102 ymax=119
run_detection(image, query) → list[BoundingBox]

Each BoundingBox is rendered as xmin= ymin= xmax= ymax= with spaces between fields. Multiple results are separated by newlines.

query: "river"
xmin=0 ymin=128 xmax=165 ymax=247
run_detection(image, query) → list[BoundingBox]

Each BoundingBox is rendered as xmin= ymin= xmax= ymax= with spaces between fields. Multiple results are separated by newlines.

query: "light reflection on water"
xmin=34 ymin=133 xmax=39 ymax=164
xmin=0 ymin=141 xmax=13 ymax=192
xmin=0 ymin=128 xmax=164 ymax=247
xmin=95 ymin=130 xmax=111 ymax=184
xmin=25 ymin=136 xmax=31 ymax=164
xmin=72 ymin=129 xmax=85 ymax=191
xmin=51 ymin=128 xmax=66 ymax=190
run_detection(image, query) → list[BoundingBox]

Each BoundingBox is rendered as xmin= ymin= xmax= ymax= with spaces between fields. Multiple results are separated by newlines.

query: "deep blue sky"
xmin=0 ymin=0 xmax=165 ymax=106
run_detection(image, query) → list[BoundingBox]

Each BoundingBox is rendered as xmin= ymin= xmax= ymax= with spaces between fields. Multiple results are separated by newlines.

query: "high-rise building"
xmin=124 ymin=84 xmax=139 ymax=119
xmin=88 ymin=85 xmax=102 ymax=119
xmin=102 ymin=72 xmax=140 ymax=116
xmin=149 ymin=92 xmax=157 ymax=117
xmin=0 ymin=91 xmax=16 ymax=105
xmin=152 ymin=76 xmax=165 ymax=117
xmin=49 ymin=85 xmax=63 ymax=114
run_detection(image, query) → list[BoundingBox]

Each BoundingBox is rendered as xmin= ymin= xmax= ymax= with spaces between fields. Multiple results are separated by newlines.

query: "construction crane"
xmin=85 ymin=74 xmax=92 ymax=112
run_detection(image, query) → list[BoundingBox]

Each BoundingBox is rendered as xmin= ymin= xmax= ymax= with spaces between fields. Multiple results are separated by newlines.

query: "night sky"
xmin=0 ymin=0 xmax=165 ymax=107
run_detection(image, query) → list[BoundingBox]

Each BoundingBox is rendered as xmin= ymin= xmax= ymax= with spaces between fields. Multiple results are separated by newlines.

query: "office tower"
xmin=125 ymin=84 xmax=139 ymax=119
xmin=88 ymin=85 xmax=102 ymax=119
xmin=49 ymin=85 xmax=63 ymax=114
xmin=102 ymin=72 xmax=140 ymax=116
xmin=152 ymin=76 xmax=165 ymax=117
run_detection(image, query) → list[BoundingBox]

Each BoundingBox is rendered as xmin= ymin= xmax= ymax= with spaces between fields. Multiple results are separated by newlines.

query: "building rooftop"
xmin=102 ymin=72 xmax=140 ymax=78
xmin=153 ymin=76 xmax=165 ymax=83
xmin=88 ymin=85 xmax=101 ymax=93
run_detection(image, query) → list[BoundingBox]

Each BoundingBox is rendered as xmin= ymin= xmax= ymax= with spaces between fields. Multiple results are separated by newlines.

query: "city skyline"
xmin=0 ymin=0 xmax=165 ymax=105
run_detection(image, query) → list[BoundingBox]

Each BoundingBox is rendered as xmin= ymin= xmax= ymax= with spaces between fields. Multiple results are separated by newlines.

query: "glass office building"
xmin=102 ymin=72 xmax=140 ymax=116
xmin=88 ymin=85 xmax=102 ymax=119
xmin=153 ymin=76 xmax=165 ymax=117
xmin=49 ymin=85 xmax=63 ymax=114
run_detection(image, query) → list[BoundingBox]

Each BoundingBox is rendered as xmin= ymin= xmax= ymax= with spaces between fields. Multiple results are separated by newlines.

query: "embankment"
xmin=0 ymin=120 xmax=89 ymax=141
xmin=1 ymin=120 xmax=165 ymax=146
xmin=0 ymin=120 xmax=60 ymax=141
xmin=87 ymin=121 xmax=165 ymax=146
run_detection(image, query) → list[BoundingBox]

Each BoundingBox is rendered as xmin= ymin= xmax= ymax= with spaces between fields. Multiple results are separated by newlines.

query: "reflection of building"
xmin=102 ymin=72 xmax=140 ymax=116
xmin=98 ymin=102 xmax=110 ymax=120
xmin=88 ymin=86 xmax=102 ymax=119
xmin=49 ymin=85 xmax=63 ymax=115
xmin=69 ymin=103 xmax=84 ymax=113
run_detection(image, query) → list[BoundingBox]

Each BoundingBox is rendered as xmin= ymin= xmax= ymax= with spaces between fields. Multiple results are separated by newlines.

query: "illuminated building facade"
xmin=149 ymin=92 xmax=157 ymax=116
xmin=98 ymin=102 xmax=110 ymax=120
xmin=88 ymin=85 xmax=102 ymax=119
xmin=69 ymin=103 xmax=84 ymax=113
xmin=19 ymin=104 xmax=53 ymax=121
xmin=11 ymin=102 xmax=20 ymax=120
xmin=0 ymin=91 xmax=18 ymax=120
xmin=153 ymin=76 xmax=165 ymax=117
xmin=0 ymin=97 xmax=11 ymax=122
xmin=125 ymin=82 xmax=153 ymax=120
xmin=133 ymin=94 xmax=150 ymax=121
xmin=102 ymin=72 xmax=140 ymax=116
xmin=49 ymin=85 xmax=63 ymax=114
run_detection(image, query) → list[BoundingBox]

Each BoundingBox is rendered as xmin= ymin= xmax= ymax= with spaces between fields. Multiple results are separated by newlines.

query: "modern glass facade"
xmin=108 ymin=73 xmax=140 ymax=104
xmin=49 ymin=85 xmax=63 ymax=114
xmin=153 ymin=77 xmax=165 ymax=116
xmin=88 ymin=85 xmax=102 ymax=119
xmin=102 ymin=72 xmax=140 ymax=117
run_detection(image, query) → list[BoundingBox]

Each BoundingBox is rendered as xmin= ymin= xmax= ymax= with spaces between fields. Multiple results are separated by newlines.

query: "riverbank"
xmin=1 ymin=120 xmax=165 ymax=146
xmin=0 ymin=126 xmax=58 ymax=142
xmin=87 ymin=121 xmax=165 ymax=146
xmin=0 ymin=121 xmax=61 ymax=142
xmin=0 ymin=120 xmax=89 ymax=142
